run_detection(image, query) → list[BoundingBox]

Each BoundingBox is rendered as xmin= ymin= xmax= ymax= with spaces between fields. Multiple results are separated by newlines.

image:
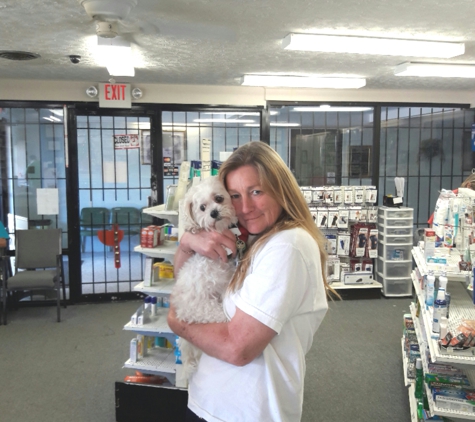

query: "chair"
xmin=80 ymin=207 xmax=110 ymax=252
xmin=2 ymin=229 xmax=65 ymax=324
xmin=140 ymin=207 xmax=156 ymax=227
xmin=110 ymin=207 xmax=142 ymax=238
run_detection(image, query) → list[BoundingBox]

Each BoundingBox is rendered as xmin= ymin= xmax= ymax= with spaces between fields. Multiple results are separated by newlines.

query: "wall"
xmin=0 ymin=79 xmax=474 ymax=107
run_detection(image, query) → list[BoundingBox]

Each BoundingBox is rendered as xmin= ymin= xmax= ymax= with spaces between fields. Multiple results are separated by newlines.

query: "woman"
xmin=168 ymin=141 xmax=337 ymax=422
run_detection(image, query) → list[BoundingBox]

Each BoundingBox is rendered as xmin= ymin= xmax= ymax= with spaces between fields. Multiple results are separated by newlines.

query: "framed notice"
xmin=163 ymin=130 xmax=186 ymax=165
xmin=141 ymin=130 xmax=151 ymax=165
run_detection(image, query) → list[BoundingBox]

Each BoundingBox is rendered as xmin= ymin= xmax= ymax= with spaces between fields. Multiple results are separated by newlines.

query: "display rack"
xmin=406 ymin=249 xmax=475 ymax=421
xmin=412 ymin=245 xmax=468 ymax=281
xmin=116 ymin=205 xmax=188 ymax=422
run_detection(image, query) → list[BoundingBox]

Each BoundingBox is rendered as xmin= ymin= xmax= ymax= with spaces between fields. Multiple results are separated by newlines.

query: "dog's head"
xmin=182 ymin=177 xmax=238 ymax=232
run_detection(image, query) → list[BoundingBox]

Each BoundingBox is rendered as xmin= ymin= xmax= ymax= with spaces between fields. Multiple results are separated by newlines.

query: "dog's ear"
xmin=182 ymin=186 xmax=201 ymax=232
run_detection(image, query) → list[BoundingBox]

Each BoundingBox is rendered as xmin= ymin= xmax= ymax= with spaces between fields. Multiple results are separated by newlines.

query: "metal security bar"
xmin=379 ymin=107 xmax=475 ymax=230
xmin=77 ymin=114 xmax=151 ymax=297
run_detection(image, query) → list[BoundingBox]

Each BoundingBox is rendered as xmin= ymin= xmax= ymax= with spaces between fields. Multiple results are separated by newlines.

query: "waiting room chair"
xmin=80 ymin=207 xmax=110 ymax=252
xmin=111 ymin=207 xmax=142 ymax=238
xmin=2 ymin=229 xmax=66 ymax=324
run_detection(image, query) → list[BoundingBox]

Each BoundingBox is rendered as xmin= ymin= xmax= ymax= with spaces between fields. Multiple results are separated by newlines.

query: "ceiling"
xmin=1 ymin=0 xmax=475 ymax=92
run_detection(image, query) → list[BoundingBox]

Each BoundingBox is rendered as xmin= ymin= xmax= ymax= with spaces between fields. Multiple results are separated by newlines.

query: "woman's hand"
xmin=174 ymin=229 xmax=237 ymax=274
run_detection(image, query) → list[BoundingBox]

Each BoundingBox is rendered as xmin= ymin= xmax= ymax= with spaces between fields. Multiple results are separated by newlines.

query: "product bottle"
xmin=415 ymin=358 xmax=423 ymax=399
xmin=438 ymin=271 xmax=449 ymax=318
xmin=432 ymin=285 xmax=447 ymax=339
xmin=151 ymin=296 xmax=157 ymax=317
xmin=425 ymin=270 xmax=435 ymax=308
xmin=440 ymin=316 xmax=448 ymax=339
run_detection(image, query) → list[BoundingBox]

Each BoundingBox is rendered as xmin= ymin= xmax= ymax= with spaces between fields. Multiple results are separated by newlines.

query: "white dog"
xmin=171 ymin=176 xmax=238 ymax=377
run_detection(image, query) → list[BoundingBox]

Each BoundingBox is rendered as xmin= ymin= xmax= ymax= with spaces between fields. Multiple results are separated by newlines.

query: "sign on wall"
xmin=114 ymin=134 xmax=139 ymax=150
xmin=99 ymin=83 xmax=131 ymax=108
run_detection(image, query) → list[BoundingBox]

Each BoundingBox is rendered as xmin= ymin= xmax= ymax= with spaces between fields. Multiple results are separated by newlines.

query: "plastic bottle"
xmin=415 ymin=358 xmax=423 ymax=399
xmin=440 ymin=316 xmax=448 ymax=339
xmin=151 ymin=296 xmax=157 ymax=317
xmin=425 ymin=270 xmax=435 ymax=308
xmin=439 ymin=271 xmax=449 ymax=318
xmin=432 ymin=285 xmax=447 ymax=339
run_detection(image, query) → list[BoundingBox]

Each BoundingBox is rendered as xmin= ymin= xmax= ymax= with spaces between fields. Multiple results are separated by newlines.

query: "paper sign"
xmin=104 ymin=161 xmax=128 ymax=183
xmin=37 ymin=188 xmax=59 ymax=215
xmin=114 ymin=134 xmax=139 ymax=150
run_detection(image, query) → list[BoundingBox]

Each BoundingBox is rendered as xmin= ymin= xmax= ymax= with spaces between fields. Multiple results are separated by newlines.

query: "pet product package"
xmin=328 ymin=208 xmax=339 ymax=228
xmin=317 ymin=208 xmax=328 ymax=228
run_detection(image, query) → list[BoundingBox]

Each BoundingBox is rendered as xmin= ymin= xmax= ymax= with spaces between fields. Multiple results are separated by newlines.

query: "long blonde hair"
xmin=219 ymin=141 xmax=339 ymax=299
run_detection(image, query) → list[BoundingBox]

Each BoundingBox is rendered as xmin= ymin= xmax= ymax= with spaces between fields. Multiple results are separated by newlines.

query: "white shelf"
xmin=330 ymin=280 xmax=382 ymax=290
xmin=412 ymin=246 xmax=467 ymax=280
xmin=124 ymin=307 xmax=175 ymax=340
xmin=142 ymin=204 xmax=179 ymax=226
xmin=424 ymin=380 xmax=475 ymax=420
xmin=402 ymin=337 xmax=413 ymax=387
xmin=134 ymin=279 xmax=175 ymax=296
xmin=411 ymin=273 xmax=475 ymax=366
xmin=407 ymin=384 xmax=419 ymax=422
xmin=124 ymin=346 xmax=176 ymax=375
xmin=134 ymin=242 xmax=178 ymax=260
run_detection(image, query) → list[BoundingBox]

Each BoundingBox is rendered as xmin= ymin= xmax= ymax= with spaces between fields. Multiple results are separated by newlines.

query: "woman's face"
xmin=226 ymin=165 xmax=283 ymax=235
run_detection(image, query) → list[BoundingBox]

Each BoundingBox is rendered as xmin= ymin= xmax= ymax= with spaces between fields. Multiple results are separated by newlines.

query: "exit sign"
xmin=99 ymin=83 xmax=131 ymax=108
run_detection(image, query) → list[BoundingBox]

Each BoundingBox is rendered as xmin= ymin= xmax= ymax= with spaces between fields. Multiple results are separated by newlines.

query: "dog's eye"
xmin=215 ymin=195 xmax=224 ymax=203
xmin=200 ymin=204 xmax=206 ymax=211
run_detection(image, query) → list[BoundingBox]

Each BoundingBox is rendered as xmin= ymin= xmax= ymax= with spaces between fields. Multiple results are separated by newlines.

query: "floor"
xmin=0 ymin=294 xmax=413 ymax=422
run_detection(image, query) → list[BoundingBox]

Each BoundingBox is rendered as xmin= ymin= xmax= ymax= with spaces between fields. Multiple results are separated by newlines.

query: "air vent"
xmin=0 ymin=51 xmax=40 ymax=61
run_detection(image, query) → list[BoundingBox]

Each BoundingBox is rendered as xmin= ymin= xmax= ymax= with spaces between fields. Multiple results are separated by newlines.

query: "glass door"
xmin=76 ymin=113 xmax=152 ymax=299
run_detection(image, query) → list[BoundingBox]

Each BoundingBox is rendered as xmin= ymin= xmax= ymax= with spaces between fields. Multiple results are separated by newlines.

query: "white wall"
xmin=1 ymin=79 xmax=474 ymax=107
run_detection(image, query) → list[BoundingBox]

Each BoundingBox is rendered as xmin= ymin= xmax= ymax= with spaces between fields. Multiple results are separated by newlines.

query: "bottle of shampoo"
xmin=415 ymin=358 xmax=423 ymax=399
xmin=425 ymin=270 xmax=435 ymax=308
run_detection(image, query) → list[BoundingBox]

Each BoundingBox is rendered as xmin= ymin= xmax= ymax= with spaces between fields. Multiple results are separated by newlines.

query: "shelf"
xmin=330 ymin=280 xmax=383 ymax=290
xmin=124 ymin=346 xmax=176 ymax=376
xmin=124 ymin=307 xmax=175 ymax=341
xmin=142 ymin=204 xmax=179 ymax=226
xmin=407 ymin=384 xmax=419 ymax=422
xmin=134 ymin=242 xmax=178 ymax=260
xmin=412 ymin=246 xmax=467 ymax=280
xmin=134 ymin=279 xmax=175 ymax=296
xmin=402 ymin=337 xmax=414 ymax=387
xmin=411 ymin=273 xmax=475 ymax=367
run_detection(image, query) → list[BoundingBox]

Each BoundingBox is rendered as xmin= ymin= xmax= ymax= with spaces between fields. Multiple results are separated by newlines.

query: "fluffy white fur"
xmin=171 ymin=176 xmax=238 ymax=377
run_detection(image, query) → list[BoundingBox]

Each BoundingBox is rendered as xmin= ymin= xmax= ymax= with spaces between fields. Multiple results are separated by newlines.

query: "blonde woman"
xmin=169 ymin=141 xmax=337 ymax=422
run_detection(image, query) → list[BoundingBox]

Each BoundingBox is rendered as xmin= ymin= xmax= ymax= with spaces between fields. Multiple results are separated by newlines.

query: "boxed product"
xmin=140 ymin=225 xmax=162 ymax=248
xmin=424 ymin=228 xmax=436 ymax=262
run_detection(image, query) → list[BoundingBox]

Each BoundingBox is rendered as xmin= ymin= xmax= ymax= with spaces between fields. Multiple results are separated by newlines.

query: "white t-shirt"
xmin=188 ymin=227 xmax=329 ymax=422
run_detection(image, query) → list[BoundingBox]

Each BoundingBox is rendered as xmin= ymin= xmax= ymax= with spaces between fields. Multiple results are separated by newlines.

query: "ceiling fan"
xmin=79 ymin=0 xmax=156 ymax=40
xmin=78 ymin=0 xmax=236 ymax=42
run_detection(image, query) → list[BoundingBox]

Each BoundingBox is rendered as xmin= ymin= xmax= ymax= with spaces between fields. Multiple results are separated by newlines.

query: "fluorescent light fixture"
xmin=202 ymin=112 xmax=261 ymax=116
xmin=292 ymin=106 xmax=373 ymax=112
xmin=49 ymin=109 xmax=64 ymax=116
xmin=241 ymin=75 xmax=366 ymax=89
xmin=97 ymin=36 xmax=135 ymax=77
xmin=193 ymin=119 xmax=256 ymax=123
xmin=394 ymin=62 xmax=475 ymax=78
xmin=282 ymin=33 xmax=465 ymax=59
xmin=245 ymin=122 xmax=300 ymax=127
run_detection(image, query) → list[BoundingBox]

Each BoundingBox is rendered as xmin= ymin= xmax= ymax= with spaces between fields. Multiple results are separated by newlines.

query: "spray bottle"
xmin=425 ymin=270 xmax=435 ymax=308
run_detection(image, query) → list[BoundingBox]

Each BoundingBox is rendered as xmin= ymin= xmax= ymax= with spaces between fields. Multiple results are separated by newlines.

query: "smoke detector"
xmin=79 ymin=0 xmax=138 ymax=21
xmin=96 ymin=21 xmax=119 ymax=38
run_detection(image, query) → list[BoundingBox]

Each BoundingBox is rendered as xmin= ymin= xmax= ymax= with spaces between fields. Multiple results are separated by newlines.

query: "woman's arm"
xmin=168 ymin=304 xmax=276 ymax=366
xmin=173 ymin=229 xmax=238 ymax=273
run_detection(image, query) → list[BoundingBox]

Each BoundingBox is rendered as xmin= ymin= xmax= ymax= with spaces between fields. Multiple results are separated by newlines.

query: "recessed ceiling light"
xmin=394 ymin=62 xmax=475 ymax=78
xmin=241 ymin=75 xmax=366 ymax=89
xmin=282 ymin=34 xmax=465 ymax=59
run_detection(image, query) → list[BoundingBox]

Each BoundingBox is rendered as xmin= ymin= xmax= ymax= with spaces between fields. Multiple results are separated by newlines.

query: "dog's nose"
xmin=210 ymin=209 xmax=219 ymax=219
